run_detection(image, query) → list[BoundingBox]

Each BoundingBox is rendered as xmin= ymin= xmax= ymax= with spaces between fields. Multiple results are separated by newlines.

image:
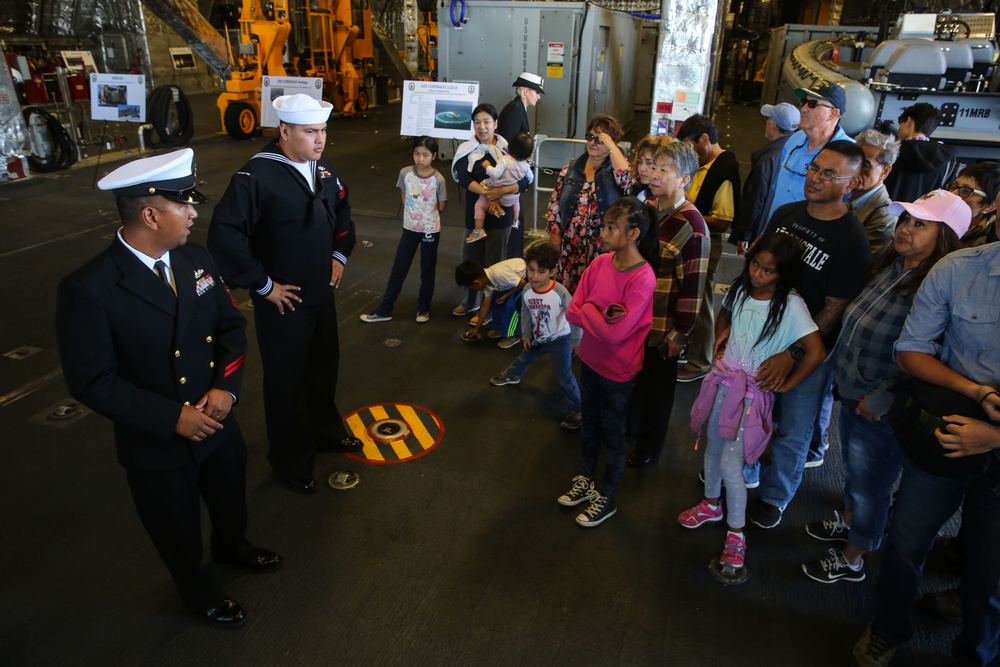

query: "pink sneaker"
xmin=677 ymin=499 xmax=723 ymax=529
xmin=720 ymin=532 xmax=747 ymax=569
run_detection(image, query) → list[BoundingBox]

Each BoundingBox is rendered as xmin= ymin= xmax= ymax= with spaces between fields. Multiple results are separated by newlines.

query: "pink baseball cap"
xmin=888 ymin=189 xmax=972 ymax=239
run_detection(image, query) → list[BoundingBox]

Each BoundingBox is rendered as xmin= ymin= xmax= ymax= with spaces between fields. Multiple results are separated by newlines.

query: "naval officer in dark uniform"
xmin=497 ymin=72 xmax=544 ymax=259
xmin=208 ymin=94 xmax=362 ymax=495
xmin=55 ymin=149 xmax=281 ymax=627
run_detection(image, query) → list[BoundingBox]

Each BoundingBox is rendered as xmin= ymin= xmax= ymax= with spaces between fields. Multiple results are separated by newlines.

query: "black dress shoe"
xmin=203 ymin=599 xmax=247 ymax=627
xmin=216 ymin=548 xmax=284 ymax=572
xmin=321 ymin=436 xmax=364 ymax=453
xmin=274 ymin=473 xmax=317 ymax=494
xmin=627 ymin=451 xmax=655 ymax=469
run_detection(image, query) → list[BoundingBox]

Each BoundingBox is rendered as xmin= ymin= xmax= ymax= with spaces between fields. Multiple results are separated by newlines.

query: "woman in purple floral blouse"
xmin=547 ymin=114 xmax=634 ymax=293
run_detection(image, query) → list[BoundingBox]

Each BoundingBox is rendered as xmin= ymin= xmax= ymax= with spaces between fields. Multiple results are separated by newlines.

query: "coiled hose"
xmin=22 ymin=107 xmax=78 ymax=173
xmin=144 ymin=85 xmax=195 ymax=148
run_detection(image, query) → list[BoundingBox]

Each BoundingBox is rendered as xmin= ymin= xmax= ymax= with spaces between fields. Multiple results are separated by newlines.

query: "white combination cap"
xmin=513 ymin=72 xmax=545 ymax=94
xmin=97 ymin=147 xmax=207 ymax=204
xmin=273 ymin=94 xmax=334 ymax=125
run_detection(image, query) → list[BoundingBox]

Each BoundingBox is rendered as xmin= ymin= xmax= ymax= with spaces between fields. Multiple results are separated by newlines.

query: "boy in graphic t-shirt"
xmin=488 ymin=242 xmax=583 ymax=430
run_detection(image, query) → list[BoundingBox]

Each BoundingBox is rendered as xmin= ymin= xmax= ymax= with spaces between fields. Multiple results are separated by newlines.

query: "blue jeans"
xmin=839 ymin=399 xmax=904 ymax=552
xmin=504 ymin=335 xmax=581 ymax=413
xmin=759 ymin=357 xmax=833 ymax=510
xmin=374 ymin=229 xmax=439 ymax=316
xmin=580 ymin=363 xmax=634 ymax=498
xmin=703 ymin=383 xmax=749 ymax=530
xmin=872 ymin=457 xmax=1000 ymax=666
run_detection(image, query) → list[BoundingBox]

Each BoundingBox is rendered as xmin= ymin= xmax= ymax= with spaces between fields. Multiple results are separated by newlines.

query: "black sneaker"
xmin=802 ymin=549 xmax=866 ymax=584
xmin=557 ymin=475 xmax=597 ymax=506
xmin=560 ymin=411 xmax=582 ymax=430
xmin=490 ymin=371 xmax=520 ymax=387
xmin=576 ymin=494 xmax=617 ymax=527
xmin=751 ymin=501 xmax=783 ymax=529
xmin=805 ymin=510 xmax=850 ymax=543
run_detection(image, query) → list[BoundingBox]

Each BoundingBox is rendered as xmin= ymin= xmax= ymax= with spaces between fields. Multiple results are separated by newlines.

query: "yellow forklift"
xmin=216 ymin=0 xmax=373 ymax=139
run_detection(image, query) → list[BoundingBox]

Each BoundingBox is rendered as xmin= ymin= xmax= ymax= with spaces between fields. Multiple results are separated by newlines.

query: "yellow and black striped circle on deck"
xmin=343 ymin=403 xmax=444 ymax=464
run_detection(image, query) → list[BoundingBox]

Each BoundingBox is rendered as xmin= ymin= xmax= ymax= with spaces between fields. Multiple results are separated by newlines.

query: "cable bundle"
xmin=144 ymin=85 xmax=195 ymax=148
xmin=22 ymin=107 xmax=78 ymax=173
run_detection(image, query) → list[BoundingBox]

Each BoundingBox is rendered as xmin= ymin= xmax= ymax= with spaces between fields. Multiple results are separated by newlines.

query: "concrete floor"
xmin=0 ymin=94 xmax=961 ymax=666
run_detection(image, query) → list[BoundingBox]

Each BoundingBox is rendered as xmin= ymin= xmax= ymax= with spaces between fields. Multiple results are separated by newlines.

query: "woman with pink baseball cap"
xmin=800 ymin=188 xmax=971 ymax=585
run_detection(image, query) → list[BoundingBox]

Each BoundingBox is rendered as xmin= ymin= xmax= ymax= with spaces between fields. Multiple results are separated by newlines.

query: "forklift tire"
xmin=357 ymin=90 xmax=370 ymax=112
xmin=224 ymin=101 xmax=257 ymax=140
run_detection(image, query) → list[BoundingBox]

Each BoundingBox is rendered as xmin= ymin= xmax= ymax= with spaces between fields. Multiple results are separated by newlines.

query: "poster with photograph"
xmin=400 ymin=80 xmax=479 ymax=140
xmin=260 ymin=76 xmax=324 ymax=127
xmin=90 ymin=73 xmax=145 ymax=122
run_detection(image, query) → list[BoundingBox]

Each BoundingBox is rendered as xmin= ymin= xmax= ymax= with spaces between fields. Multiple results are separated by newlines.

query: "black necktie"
xmin=153 ymin=260 xmax=173 ymax=293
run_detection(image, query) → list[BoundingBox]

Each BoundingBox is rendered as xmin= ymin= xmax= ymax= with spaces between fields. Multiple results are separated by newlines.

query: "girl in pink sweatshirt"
xmin=559 ymin=197 xmax=659 ymax=528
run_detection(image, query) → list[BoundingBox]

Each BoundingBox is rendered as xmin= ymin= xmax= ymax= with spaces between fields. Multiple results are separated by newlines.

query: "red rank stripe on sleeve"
xmin=227 ymin=288 xmax=239 ymax=310
xmin=224 ymin=354 xmax=246 ymax=377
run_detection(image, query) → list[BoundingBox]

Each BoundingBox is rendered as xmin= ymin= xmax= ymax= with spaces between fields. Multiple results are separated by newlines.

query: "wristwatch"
xmin=788 ymin=343 xmax=805 ymax=361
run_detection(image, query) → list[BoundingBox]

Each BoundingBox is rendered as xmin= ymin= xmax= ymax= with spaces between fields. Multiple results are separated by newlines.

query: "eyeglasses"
xmin=946 ymin=180 xmax=988 ymax=199
xmin=801 ymin=98 xmax=836 ymax=110
xmin=805 ymin=162 xmax=855 ymax=182
xmin=584 ymin=133 xmax=602 ymax=143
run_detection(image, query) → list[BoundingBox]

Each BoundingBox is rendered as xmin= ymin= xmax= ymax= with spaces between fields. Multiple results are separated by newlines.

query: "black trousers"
xmin=630 ymin=345 xmax=679 ymax=462
xmin=125 ymin=420 xmax=251 ymax=611
xmin=253 ymin=295 xmax=347 ymax=477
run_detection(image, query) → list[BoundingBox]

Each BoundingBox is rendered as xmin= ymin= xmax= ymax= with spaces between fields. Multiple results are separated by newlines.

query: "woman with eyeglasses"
xmin=451 ymin=103 xmax=530 ymax=317
xmin=800 ymin=189 xmax=970 ymax=585
xmin=946 ymin=162 xmax=1000 ymax=247
xmin=546 ymin=114 xmax=634 ymax=293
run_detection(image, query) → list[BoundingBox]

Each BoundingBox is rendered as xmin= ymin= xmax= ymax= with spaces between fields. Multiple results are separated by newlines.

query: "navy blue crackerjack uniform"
xmin=208 ymin=141 xmax=357 ymax=480
xmin=56 ymin=239 xmax=251 ymax=612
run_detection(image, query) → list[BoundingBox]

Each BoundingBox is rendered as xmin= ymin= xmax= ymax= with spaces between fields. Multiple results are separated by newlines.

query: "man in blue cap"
xmin=56 ymin=148 xmax=281 ymax=627
xmin=730 ymin=102 xmax=800 ymax=254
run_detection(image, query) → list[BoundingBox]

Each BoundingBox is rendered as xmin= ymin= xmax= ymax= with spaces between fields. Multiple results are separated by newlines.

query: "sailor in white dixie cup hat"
xmin=209 ymin=91 xmax=362 ymax=496
xmin=272 ymin=93 xmax=334 ymax=125
xmin=97 ymin=147 xmax=208 ymax=204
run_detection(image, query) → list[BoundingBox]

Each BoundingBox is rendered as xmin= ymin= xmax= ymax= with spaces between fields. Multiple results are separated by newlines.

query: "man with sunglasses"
xmin=883 ymin=102 xmax=958 ymax=204
xmin=766 ymin=80 xmax=854 ymax=223
xmin=752 ymin=140 xmax=872 ymax=529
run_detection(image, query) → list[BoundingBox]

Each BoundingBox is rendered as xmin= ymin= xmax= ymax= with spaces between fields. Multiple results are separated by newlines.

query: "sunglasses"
xmin=801 ymin=98 xmax=836 ymax=110
xmin=584 ymin=133 xmax=602 ymax=143
xmin=946 ymin=180 xmax=988 ymax=199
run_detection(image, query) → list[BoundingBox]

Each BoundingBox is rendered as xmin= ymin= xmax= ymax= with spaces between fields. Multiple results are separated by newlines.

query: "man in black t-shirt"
xmin=751 ymin=140 xmax=871 ymax=529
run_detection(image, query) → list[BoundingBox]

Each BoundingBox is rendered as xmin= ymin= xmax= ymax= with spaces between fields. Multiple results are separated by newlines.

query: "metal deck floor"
xmin=0 ymin=94 xmax=959 ymax=666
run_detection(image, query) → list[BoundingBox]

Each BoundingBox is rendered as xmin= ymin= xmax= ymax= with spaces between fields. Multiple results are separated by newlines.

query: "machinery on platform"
xmin=775 ymin=12 xmax=1000 ymax=162
xmin=216 ymin=0 xmax=374 ymax=139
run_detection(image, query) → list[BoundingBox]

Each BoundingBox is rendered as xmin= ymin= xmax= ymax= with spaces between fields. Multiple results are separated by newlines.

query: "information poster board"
xmin=90 ymin=73 xmax=145 ymax=122
xmin=260 ymin=76 xmax=324 ymax=127
xmin=400 ymin=80 xmax=479 ymax=140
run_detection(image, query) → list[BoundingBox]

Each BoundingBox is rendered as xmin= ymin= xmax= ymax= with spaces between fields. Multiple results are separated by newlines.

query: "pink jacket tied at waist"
xmin=689 ymin=360 xmax=775 ymax=465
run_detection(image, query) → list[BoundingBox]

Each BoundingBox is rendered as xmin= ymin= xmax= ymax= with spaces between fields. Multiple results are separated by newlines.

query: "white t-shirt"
xmin=721 ymin=286 xmax=818 ymax=376
xmin=484 ymin=258 xmax=526 ymax=297
xmin=397 ymin=166 xmax=448 ymax=233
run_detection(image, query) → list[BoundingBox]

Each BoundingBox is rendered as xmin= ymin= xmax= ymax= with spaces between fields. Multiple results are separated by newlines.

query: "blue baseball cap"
xmin=760 ymin=103 xmax=800 ymax=132
xmin=794 ymin=79 xmax=847 ymax=115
